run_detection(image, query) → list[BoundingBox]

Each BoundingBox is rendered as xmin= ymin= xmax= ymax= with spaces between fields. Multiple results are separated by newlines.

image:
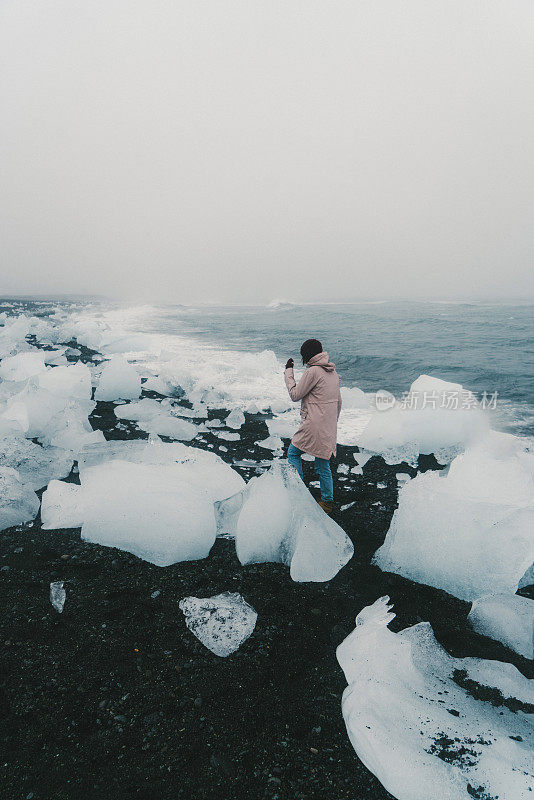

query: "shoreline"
xmin=0 ymin=311 xmax=532 ymax=800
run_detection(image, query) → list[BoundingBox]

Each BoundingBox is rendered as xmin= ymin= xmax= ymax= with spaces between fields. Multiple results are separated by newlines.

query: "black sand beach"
xmin=1 ymin=334 xmax=532 ymax=800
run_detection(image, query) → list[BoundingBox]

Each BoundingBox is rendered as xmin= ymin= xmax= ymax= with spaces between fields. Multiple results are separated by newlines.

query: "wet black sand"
xmin=0 ymin=327 xmax=532 ymax=800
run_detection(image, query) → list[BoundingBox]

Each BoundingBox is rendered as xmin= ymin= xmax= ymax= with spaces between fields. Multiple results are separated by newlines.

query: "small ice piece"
xmin=216 ymin=431 xmax=240 ymax=441
xmin=50 ymin=581 xmax=66 ymax=613
xmin=179 ymin=592 xmax=257 ymax=657
xmin=225 ymin=409 xmax=245 ymax=429
xmin=396 ymin=472 xmax=411 ymax=484
xmin=256 ymin=435 xmax=283 ymax=451
xmin=0 ymin=467 xmax=40 ymax=532
xmin=219 ymin=445 xmax=228 ymax=452
xmin=41 ymin=480 xmax=84 ymax=529
xmin=114 ymin=398 xmax=164 ymax=422
xmin=143 ymin=415 xmax=198 ymax=441
xmin=94 ymin=356 xmax=141 ymax=401
xmin=301 ymin=453 xmax=314 ymax=461
xmin=376 ymin=482 xmax=386 ymax=489
xmin=353 ymin=450 xmax=373 ymax=468
xmin=350 ymin=466 xmax=363 ymax=475
xmin=337 ymin=464 xmax=349 ymax=474
xmin=245 ymin=402 xmax=260 ymax=414
xmin=217 ymin=461 xmax=354 ymax=581
xmin=337 ymin=596 xmax=534 ymax=800
xmin=340 ymin=501 xmax=357 ymax=511
xmin=468 ymin=594 xmax=534 ymax=660
xmin=206 ymin=419 xmax=223 ymax=428
xmin=309 ymin=480 xmax=320 ymax=488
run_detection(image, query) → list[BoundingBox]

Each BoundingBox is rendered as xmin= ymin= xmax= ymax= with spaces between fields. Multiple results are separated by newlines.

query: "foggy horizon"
xmin=1 ymin=1 xmax=533 ymax=304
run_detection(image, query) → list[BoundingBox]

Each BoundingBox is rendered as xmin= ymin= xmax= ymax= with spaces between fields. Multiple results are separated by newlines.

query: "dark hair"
xmin=300 ymin=338 xmax=323 ymax=364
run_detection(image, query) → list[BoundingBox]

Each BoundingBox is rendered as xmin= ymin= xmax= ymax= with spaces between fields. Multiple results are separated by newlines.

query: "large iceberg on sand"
xmin=94 ymin=356 xmax=141 ymax=401
xmin=215 ymin=461 xmax=354 ymax=582
xmin=373 ymin=432 xmax=534 ymax=600
xmin=0 ymin=466 xmax=40 ymax=531
xmin=179 ymin=592 xmax=257 ymax=657
xmin=337 ymin=596 xmax=534 ymax=800
xmin=468 ymin=594 xmax=534 ymax=660
xmin=359 ymin=375 xmax=488 ymax=466
xmin=41 ymin=440 xmax=245 ymax=565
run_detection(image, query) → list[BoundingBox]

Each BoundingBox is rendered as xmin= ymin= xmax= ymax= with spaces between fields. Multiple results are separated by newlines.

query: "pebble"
xmin=60 ymin=554 xmax=70 ymax=560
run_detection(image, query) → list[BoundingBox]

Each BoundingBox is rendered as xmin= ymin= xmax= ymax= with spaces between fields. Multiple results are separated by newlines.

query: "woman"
xmin=284 ymin=338 xmax=342 ymax=513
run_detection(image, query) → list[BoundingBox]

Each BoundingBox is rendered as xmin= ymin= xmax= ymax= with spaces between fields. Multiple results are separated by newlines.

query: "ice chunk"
xmin=38 ymin=362 xmax=92 ymax=400
xmin=256 ymin=435 xmax=283 ymax=451
xmin=337 ymin=596 xmax=534 ymax=800
xmin=41 ymin=480 xmax=84 ymax=529
xmin=81 ymin=460 xmax=217 ymax=566
xmin=340 ymin=386 xmax=373 ymax=409
xmin=373 ymin=432 xmax=534 ymax=600
xmin=114 ymin=398 xmax=198 ymax=440
xmin=0 ymin=351 xmax=47 ymax=381
xmin=0 ymin=467 xmax=40 ymax=531
xmin=217 ymin=461 xmax=354 ymax=581
xmin=353 ymin=450 xmax=373 ymax=468
xmin=50 ymin=581 xmax=66 ymax=613
xmin=205 ymin=419 xmax=223 ymax=428
xmin=0 ymin=437 xmax=73 ymax=490
xmin=114 ymin=398 xmax=165 ymax=423
xmin=179 ymin=592 xmax=257 ymax=657
xmin=350 ymin=466 xmax=363 ymax=475
xmin=359 ymin=374 xmax=488 ymax=466
xmin=47 ymin=443 xmax=245 ymax=563
xmin=225 ymin=409 xmax=245 ymax=429
xmin=395 ymin=472 xmax=411 ymax=484
xmin=266 ymin=410 xmax=300 ymax=439
xmin=337 ymin=464 xmax=349 ymax=474
xmin=94 ymin=356 xmax=141 ymax=401
xmin=468 ymin=594 xmax=534 ymax=660
xmin=215 ymin=431 xmax=240 ymax=441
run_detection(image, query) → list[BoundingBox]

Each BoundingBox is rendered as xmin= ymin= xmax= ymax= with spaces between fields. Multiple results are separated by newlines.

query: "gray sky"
xmin=1 ymin=1 xmax=533 ymax=304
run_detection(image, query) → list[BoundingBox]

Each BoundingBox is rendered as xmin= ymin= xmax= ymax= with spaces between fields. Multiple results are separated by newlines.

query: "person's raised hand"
xmin=285 ymin=358 xmax=294 ymax=369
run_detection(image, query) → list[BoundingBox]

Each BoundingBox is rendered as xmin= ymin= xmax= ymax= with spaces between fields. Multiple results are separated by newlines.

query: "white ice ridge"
xmin=215 ymin=461 xmax=354 ymax=582
xmin=373 ymin=432 xmax=534 ymax=600
xmin=358 ymin=375 xmax=489 ymax=466
xmin=41 ymin=439 xmax=245 ymax=566
xmin=468 ymin=594 xmax=534 ymax=660
xmin=336 ymin=596 xmax=534 ymax=800
xmin=179 ymin=592 xmax=257 ymax=657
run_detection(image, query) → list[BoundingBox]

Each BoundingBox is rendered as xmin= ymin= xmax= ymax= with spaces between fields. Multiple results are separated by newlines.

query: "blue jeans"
xmin=287 ymin=443 xmax=333 ymax=501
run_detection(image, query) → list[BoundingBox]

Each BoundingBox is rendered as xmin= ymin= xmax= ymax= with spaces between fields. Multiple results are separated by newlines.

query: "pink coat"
xmin=284 ymin=351 xmax=342 ymax=459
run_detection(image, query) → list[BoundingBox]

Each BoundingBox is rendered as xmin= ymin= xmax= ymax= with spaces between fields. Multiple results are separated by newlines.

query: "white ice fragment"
xmin=353 ymin=450 xmax=373 ymax=468
xmin=41 ymin=480 xmax=84 ymax=529
xmin=350 ymin=466 xmax=363 ymax=475
xmin=225 ymin=409 xmax=245 ymax=429
xmin=50 ymin=581 xmax=66 ymax=613
xmin=217 ymin=461 xmax=354 ymax=582
xmin=206 ymin=419 xmax=223 ymax=428
xmin=245 ymin=402 xmax=260 ymax=414
xmin=0 ymin=437 xmax=73 ymax=490
xmin=0 ymin=351 xmax=47 ymax=381
xmin=256 ymin=435 xmax=283 ymax=451
xmin=94 ymin=356 xmax=141 ymax=401
xmin=359 ymin=374 xmax=488 ymax=466
xmin=38 ymin=362 xmax=92 ymax=400
xmin=395 ymin=472 xmax=411 ymax=484
xmin=179 ymin=592 xmax=257 ymax=657
xmin=0 ymin=467 xmax=40 ymax=532
xmin=340 ymin=502 xmax=357 ymax=511
xmin=376 ymin=482 xmax=386 ymax=489
xmin=337 ymin=464 xmax=349 ymax=475
xmin=373 ymin=432 xmax=534 ymax=600
xmin=468 ymin=594 xmax=534 ymax=660
xmin=215 ymin=431 xmax=240 ymax=441
xmin=337 ymin=596 xmax=534 ymax=800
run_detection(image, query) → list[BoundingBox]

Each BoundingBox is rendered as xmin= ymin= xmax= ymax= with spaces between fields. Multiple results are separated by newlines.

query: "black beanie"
xmin=300 ymin=338 xmax=323 ymax=364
